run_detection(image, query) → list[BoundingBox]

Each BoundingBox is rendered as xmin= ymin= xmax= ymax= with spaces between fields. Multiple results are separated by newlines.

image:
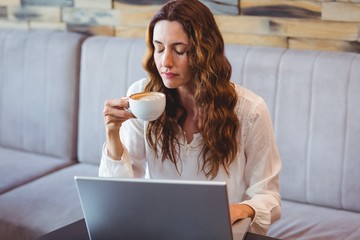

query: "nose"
xmin=162 ymin=49 xmax=173 ymax=68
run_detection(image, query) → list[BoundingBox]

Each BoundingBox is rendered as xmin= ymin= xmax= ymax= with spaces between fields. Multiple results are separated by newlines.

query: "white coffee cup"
xmin=128 ymin=92 xmax=166 ymax=121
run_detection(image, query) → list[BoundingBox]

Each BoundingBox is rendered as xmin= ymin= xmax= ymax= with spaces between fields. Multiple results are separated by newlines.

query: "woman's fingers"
xmin=104 ymin=105 xmax=132 ymax=118
xmin=103 ymin=98 xmax=135 ymax=130
xmin=103 ymin=97 xmax=132 ymax=117
xmin=104 ymin=98 xmax=129 ymax=109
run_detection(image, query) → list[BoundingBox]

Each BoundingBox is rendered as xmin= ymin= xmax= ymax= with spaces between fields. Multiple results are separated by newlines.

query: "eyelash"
xmin=156 ymin=49 xmax=186 ymax=55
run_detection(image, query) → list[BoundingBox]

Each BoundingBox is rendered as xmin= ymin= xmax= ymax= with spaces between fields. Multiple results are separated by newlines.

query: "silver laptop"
xmin=75 ymin=176 xmax=251 ymax=240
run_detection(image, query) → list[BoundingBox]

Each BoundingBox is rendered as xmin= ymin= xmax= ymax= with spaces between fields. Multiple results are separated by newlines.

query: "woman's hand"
xmin=103 ymin=98 xmax=134 ymax=160
xmin=103 ymin=98 xmax=134 ymax=131
xmin=229 ymin=204 xmax=255 ymax=224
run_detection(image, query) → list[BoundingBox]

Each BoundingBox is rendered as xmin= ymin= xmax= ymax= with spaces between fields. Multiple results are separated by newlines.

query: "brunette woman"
xmin=101 ymin=0 xmax=281 ymax=234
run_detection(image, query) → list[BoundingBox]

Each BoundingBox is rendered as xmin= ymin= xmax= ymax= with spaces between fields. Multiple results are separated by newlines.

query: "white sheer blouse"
xmin=99 ymin=78 xmax=281 ymax=235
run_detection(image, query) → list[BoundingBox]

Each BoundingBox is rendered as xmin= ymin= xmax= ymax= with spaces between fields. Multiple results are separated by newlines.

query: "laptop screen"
xmin=75 ymin=176 xmax=249 ymax=240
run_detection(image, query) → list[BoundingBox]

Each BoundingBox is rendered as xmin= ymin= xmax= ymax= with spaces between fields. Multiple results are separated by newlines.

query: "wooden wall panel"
xmin=114 ymin=0 xmax=166 ymax=5
xmin=8 ymin=6 xmax=60 ymax=22
xmin=115 ymin=25 xmax=147 ymax=38
xmin=21 ymin=0 xmax=73 ymax=7
xmin=222 ymin=32 xmax=288 ymax=47
xmin=241 ymin=0 xmax=321 ymax=19
xmin=0 ymin=19 xmax=28 ymax=29
xmin=289 ymin=38 xmax=360 ymax=52
xmin=0 ymin=0 xmax=359 ymax=53
xmin=0 ymin=0 xmax=20 ymax=5
xmin=203 ymin=0 xmax=239 ymax=15
xmin=114 ymin=2 xmax=158 ymax=27
xmin=114 ymin=0 xmax=239 ymax=15
xmin=0 ymin=0 xmax=21 ymax=6
xmin=62 ymin=8 xmax=120 ymax=26
xmin=0 ymin=6 xmax=7 ymax=18
xmin=67 ymin=24 xmax=115 ymax=36
xmin=29 ymin=21 xmax=66 ymax=30
xmin=322 ymin=3 xmax=360 ymax=22
xmin=270 ymin=18 xmax=359 ymax=41
xmin=337 ymin=0 xmax=360 ymax=3
xmin=215 ymin=15 xmax=271 ymax=35
xmin=74 ymin=0 xmax=112 ymax=9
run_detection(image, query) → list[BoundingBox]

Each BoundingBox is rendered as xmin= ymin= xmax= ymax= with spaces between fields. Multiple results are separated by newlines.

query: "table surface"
xmin=38 ymin=219 xmax=279 ymax=240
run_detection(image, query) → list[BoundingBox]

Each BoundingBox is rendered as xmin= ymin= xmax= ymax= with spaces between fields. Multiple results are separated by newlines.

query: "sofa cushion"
xmin=268 ymin=200 xmax=360 ymax=239
xmin=77 ymin=36 xmax=147 ymax=165
xmin=0 ymin=29 xmax=86 ymax=193
xmin=0 ymin=29 xmax=84 ymax=158
xmin=225 ymin=45 xmax=360 ymax=213
xmin=0 ymin=163 xmax=98 ymax=240
xmin=0 ymin=147 xmax=73 ymax=194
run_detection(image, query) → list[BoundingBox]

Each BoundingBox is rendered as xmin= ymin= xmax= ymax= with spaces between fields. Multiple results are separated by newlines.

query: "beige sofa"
xmin=0 ymin=29 xmax=359 ymax=240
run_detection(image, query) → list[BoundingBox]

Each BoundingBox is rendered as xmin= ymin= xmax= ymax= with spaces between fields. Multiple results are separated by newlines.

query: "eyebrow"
xmin=153 ymin=40 xmax=188 ymax=46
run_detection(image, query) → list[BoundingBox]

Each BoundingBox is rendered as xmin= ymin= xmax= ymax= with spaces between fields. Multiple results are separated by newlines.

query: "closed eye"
xmin=176 ymin=51 xmax=186 ymax=56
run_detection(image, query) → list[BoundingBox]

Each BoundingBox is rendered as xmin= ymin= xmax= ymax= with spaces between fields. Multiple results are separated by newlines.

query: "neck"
xmin=177 ymin=83 xmax=196 ymax=113
xmin=176 ymin=83 xmax=199 ymax=143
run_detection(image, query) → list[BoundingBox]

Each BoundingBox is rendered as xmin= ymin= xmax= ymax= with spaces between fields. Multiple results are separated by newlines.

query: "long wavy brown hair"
xmin=143 ymin=0 xmax=239 ymax=179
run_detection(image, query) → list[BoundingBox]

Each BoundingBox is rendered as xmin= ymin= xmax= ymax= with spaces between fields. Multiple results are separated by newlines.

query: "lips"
xmin=162 ymin=71 xmax=178 ymax=78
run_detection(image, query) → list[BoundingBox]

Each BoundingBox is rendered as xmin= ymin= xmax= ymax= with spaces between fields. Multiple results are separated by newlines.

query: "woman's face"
xmin=153 ymin=20 xmax=191 ymax=90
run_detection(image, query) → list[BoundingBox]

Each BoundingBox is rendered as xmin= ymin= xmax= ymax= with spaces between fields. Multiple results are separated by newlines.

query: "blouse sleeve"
xmin=98 ymin=118 xmax=147 ymax=178
xmin=98 ymin=79 xmax=149 ymax=178
xmin=240 ymin=98 xmax=282 ymax=235
xmin=99 ymin=142 xmax=133 ymax=178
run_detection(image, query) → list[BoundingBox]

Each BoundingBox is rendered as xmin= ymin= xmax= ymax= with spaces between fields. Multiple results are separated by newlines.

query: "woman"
xmin=101 ymin=0 xmax=281 ymax=235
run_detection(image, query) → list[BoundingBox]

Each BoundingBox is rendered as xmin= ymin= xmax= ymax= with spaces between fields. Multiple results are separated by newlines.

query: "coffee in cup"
xmin=129 ymin=92 xmax=166 ymax=121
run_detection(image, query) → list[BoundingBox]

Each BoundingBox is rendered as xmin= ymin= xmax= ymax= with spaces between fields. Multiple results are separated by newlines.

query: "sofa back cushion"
xmin=225 ymin=45 xmax=360 ymax=212
xmin=77 ymin=36 xmax=146 ymax=165
xmin=0 ymin=29 xmax=85 ymax=160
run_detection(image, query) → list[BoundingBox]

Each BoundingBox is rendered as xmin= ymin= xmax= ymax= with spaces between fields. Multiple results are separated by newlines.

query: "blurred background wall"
xmin=0 ymin=0 xmax=359 ymax=52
